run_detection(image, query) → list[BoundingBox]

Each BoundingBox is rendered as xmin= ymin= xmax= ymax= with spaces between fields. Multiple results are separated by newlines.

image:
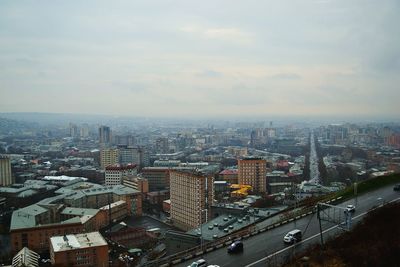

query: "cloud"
xmin=180 ymin=25 xmax=254 ymax=45
xmin=269 ymin=73 xmax=301 ymax=80
xmin=109 ymin=81 xmax=148 ymax=93
xmin=196 ymin=70 xmax=223 ymax=78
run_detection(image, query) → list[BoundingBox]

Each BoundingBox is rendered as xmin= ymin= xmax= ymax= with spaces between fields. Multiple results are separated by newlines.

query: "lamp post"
xmin=200 ymin=209 xmax=207 ymax=251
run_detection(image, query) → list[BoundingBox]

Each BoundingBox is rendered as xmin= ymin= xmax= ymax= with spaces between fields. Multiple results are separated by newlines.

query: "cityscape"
xmin=1 ymin=1 xmax=400 ymax=267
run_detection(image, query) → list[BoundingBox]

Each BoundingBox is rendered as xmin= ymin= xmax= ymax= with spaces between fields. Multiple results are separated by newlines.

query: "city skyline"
xmin=1 ymin=1 xmax=399 ymax=118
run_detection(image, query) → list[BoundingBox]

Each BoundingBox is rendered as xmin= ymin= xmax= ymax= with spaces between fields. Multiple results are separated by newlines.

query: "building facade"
xmin=169 ymin=170 xmax=213 ymax=231
xmin=238 ymin=157 xmax=267 ymax=193
xmin=100 ymin=148 xmax=119 ymax=170
xmin=105 ymin=164 xmax=137 ymax=186
xmin=0 ymin=155 xmax=13 ymax=186
xmin=98 ymin=125 xmax=112 ymax=145
xmin=50 ymin=232 xmax=108 ymax=267
xmin=142 ymin=167 xmax=170 ymax=191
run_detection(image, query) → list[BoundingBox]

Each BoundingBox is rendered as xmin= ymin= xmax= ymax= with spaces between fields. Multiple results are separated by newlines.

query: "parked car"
xmin=394 ymin=184 xmax=400 ymax=191
xmin=188 ymin=259 xmax=207 ymax=267
xmin=227 ymin=240 xmax=244 ymax=253
xmin=345 ymin=204 xmax=356 ymax=213
xmin=283 ymin=229 xmax=302 ymax=244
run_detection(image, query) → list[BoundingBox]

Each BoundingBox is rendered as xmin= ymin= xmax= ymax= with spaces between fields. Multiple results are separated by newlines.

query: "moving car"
xmin=227 ymin=240 xmax=244 ymax=253
xmin=345 ymin=204 xmax=356 ymax=213
xmin=283 ymin=229 xmax=302 ymax=244
xmin=188 ymin=259 xmax=207 ymax=267
xmin=394 ymin=184 xmax=400 ymax=191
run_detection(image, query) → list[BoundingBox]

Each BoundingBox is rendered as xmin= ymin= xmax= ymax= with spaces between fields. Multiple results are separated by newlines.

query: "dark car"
xmin=227 ymin=241 xmax=243 ymax=253
xmin=394 ymin=184 xmax=400 ymax=191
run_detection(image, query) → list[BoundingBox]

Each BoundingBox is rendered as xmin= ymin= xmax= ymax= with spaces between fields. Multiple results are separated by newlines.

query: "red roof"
xmin=219 ymin=169 xmax=238 ymax=175
xmin=276 ymin=160 xmax=289 ymax=168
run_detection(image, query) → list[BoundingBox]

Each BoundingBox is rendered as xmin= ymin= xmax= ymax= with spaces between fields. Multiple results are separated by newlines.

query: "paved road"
xmin=309 ymin=131 xmax=320 ymax=184
xmin=178 ymin=184 xmax=400 ymax=267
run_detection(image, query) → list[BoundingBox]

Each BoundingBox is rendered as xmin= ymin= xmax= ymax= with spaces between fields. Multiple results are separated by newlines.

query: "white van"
xmin=283 ymin=229 xmax=302 ymax=244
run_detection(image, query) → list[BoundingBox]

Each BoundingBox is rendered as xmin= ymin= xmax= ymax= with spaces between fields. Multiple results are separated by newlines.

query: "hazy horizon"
xmin=1 ymin=1 xmax=399 ymax=118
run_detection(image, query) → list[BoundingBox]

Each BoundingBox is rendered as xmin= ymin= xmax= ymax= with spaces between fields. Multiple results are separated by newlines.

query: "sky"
xmin=0 ymin=0 xmax=399 ymax=119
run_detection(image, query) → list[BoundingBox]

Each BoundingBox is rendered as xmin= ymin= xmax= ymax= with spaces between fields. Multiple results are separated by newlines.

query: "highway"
xmin=177 ymin=184 xmax=400 ymax=267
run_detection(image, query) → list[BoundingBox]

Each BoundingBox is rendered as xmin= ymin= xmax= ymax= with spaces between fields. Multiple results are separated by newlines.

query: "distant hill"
xmin=0 ymin=112 xmax=150 ymax=126
xmin=0 ymin=117 xmax=39 ymax=135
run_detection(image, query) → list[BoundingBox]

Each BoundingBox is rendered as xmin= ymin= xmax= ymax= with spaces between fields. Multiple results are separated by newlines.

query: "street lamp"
xmin=199 ymin=209 xmax=207 ymax=251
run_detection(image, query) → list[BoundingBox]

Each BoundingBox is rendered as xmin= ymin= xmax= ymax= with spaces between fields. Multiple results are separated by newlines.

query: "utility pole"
xmin=317 ymin=204 xmax=324 ymax=249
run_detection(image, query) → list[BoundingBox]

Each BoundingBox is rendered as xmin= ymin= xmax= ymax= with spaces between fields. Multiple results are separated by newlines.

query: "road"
xmin=177 ymin=184 xmax=400 ymax=267
xmin=309 ymin=131 xmax=320 ymax=184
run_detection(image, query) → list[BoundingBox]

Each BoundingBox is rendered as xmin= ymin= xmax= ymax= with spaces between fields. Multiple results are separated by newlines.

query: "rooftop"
xmin=12 ymin=247 xmax=39 ymax=267
xmin=10 ymin=204 xmax=49 ymax=230
xmin=219 ymin=169 xmax=238 ymax=175
xmin=50 ymin=232 xmax=107 ymax=252
xmin=42 ymin=175 xmax=88 ymax=182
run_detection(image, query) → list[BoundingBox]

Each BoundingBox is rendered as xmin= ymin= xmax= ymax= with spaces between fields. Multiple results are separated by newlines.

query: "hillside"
xmin=284 ymin=201 xmax=400 ymax=267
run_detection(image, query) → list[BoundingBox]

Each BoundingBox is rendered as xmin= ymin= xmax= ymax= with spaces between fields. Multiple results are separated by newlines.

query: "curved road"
xmin=177 ymin=184 xmax=400 ymax=267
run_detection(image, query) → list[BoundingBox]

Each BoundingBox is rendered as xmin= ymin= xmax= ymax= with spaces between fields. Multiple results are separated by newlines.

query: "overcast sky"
xmin=0 ymin=0 xmax=399 ymax=119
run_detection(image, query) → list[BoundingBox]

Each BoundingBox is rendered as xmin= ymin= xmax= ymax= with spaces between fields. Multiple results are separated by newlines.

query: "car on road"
xmin=207 ymin=265 xmax=220 ymax=267
xmin=345 ymin=204 xmax=356 ymax=213
xmin=394 ymin=184 xmax=400 ymax=191
xmin=283 ymin=229 xmax=302 ymax=244
xmin=227 ymin=240 xmax=244 ymax=253
xmin=187 ymin=259 xmax=207 ymax=267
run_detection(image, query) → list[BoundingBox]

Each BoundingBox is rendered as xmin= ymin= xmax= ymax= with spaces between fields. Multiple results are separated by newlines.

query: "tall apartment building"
xmin=170 ymin=170 xmax=213 ymax=231
xmin=99 ymin=125 xmax=112 ymax=145
xmin=100 ymin=148 xmax=119 ymax=170
xmin=50 ymin=232 xmax=108 ymax=267
xmin=69 ymin=123 xmax=79 ymax=138
xmin=118 ymin=145 xmax=139 ymax=165
xmin=115 ymin=135 xmax=136 ymax=146
xmin=238 ymin=157 xmax=267 ymax=193
xmin=105 ymin=164 xmax=137 ymax=186
xmin=142 ymin=167 xmax=170 ymax=191
xmin=156 ymin=137 xmax=169 ymax=154
xmin=0 ymin=155 xmax=13 ymax=186
xmin=118 ymin=145 xmax=150 ymax=169
xmin=80 ymin=123 xmax=90 ymax=138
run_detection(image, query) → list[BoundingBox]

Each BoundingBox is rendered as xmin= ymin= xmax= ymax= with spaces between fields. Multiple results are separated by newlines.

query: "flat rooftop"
xmin=50 ymin=231 xmax=107 ymax=252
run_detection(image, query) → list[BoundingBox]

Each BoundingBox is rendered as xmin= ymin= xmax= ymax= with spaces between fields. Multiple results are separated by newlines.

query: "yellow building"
xmin=100 ymin=148 xmax=119 ymax=169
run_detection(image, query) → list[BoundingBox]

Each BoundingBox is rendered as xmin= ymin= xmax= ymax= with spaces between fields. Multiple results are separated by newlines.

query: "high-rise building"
xmin=50 ymin=232 xmax=108 ymax=267
xmin=156 ymin=137 xmax=169 ymax=154
xmin=100 ymin=148 xmax=119 ymax=170
xmin=118 ymin=145 xmax=149 ymax=169
xmin=0 ymin=155 xmax=13 ymax=186
xmin=80 ymin=123 xmax=89 ymax=138
xmin=105 ymin=164 xmax=137 ymax=186
xmin=170 ymin=170 xmax=213 ymax=231
xmin=118 ymin=145 xmax=139 ymax=165
xmin=142 ymin=167 xmax=170 ymax=191
xmin=98 ymin=125 xmax=112 ymax=145
xmin=238 ymin=157 xmax=267 ymax=193
xmin=69 ymin=123 xmax=78 ymax=138
xmin=115 ymin=135 xmax=136 ymax=146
